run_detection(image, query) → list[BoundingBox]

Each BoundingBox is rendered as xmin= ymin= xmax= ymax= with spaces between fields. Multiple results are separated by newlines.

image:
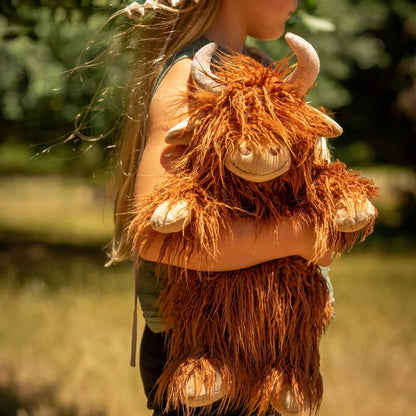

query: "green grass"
xmin=0 ymin=253 xmax=151 ymax=416
xmin=1 ymin=249 xmax=415 ymax=416
xmin=0 ymin=175 xmax=113 ymax=245
xmin=320 ymin=253 xmax=416 ymax=416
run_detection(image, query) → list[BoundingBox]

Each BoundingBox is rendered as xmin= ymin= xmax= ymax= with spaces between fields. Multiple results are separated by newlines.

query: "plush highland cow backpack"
xmin=130 ymin=33 xmax=377 ymax=416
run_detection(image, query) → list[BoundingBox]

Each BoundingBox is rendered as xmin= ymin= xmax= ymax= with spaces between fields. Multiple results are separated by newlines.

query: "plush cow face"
xmin=165 ymin=33 xmax=342 ymax=184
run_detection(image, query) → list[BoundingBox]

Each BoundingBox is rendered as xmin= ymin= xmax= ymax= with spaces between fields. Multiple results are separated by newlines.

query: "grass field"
xmin=1 ymin=250 xmax=415 ymax=416
xmin=1 ymin=175 xmax=415 ymax=416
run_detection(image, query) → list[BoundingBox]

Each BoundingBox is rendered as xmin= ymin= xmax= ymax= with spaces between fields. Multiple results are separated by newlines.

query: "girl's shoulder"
xmin=152 ymin=37 xmax=212 ymax=96
xmin=149 ymin=37 xmax=212 ymax=138
xmin=136 ymin=58 xmax=190 ymax=197
xmin=149 ymin=58 xmax=192 ymax=146
xmin=149 ymin=37 xmax=217 ymax=140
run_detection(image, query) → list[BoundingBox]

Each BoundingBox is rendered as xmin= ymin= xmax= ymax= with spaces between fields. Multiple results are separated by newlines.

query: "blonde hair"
xmin=106 ymin=0 xmax=223 ymax=265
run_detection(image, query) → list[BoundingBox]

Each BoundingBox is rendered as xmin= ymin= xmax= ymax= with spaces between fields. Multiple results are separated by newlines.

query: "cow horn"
xmin=165 ymin=117 xmax=192 ymax=145
xmin=191 ymin=42 xmax=224 ymax=93
xmin=285 ymin=33 xmax=320 ymax=97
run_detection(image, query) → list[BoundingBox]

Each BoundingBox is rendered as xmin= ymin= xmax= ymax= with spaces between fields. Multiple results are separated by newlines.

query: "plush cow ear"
xmin=165 ymin=117 xmax=192 ymax=145
xmin=312 ymin=108 xmax=343 ymax=138
xmin=315 ymin=137 xmax=332 ymax=162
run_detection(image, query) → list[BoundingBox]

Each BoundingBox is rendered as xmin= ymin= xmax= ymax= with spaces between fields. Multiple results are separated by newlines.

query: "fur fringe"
xmin=155 ymin=258 xmax=332 ymax=416
xmin=128 ymin=51 xmax=378 ymax=414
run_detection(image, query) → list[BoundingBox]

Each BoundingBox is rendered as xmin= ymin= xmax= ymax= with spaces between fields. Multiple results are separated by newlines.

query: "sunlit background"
xmin=1 ymin=1 xmax=415 ymax=415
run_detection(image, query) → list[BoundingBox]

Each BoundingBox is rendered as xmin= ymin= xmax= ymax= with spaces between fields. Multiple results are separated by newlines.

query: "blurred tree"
xmin=257 ymin=0 xmax=416 ymax=168
xmin=0 ymin=0 xmax=123 ymax=174
xmin=0 ymin=0 xmax=415 ymax=173
xmin=322 ymin=0 xmax=416 ymax=168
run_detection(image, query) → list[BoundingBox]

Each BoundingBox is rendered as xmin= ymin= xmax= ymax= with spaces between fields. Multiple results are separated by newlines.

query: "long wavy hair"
xmin=93 ymin=0 xmax=223 ymax=264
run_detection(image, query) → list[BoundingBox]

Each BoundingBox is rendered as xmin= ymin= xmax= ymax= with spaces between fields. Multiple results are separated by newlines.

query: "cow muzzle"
xmin=225 ymin=141 xmax=291 ymax=182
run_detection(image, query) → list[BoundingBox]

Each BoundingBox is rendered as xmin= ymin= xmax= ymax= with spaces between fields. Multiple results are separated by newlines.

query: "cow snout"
xmin=225 ymin=141 xmax=291 ymax=183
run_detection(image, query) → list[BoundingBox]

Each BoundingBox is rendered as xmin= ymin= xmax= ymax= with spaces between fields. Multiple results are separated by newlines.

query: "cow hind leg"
xmin=269 ymin=377 xmax=311 ymax=416
xmin=182 ymin=357 xmax=224 ymax=407
xmin=247 ymin=369 xmax=308 ymax=416
xmin=158 ymin=356 xmax=228 ymax=413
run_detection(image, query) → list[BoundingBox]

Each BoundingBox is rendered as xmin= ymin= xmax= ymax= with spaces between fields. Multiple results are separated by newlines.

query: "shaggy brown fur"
xmin=129 ymin=52 xmax=377 ymax=415
xmin=154 ymin=259 xmax=332 ymax=416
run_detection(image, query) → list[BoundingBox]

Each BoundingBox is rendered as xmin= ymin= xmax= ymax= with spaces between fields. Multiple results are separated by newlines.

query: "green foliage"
xmin=0 ymin=1 xmax=126 ymax=174
xmin=3 ymin=4 xmax=98 ymax=123
xmin=1 ymin=0 xmax=415 ymax=174
xmin=256 ymin=0 xmax=416 ymax=169
xmin=262 ymin=0 xmax=395 ymax=107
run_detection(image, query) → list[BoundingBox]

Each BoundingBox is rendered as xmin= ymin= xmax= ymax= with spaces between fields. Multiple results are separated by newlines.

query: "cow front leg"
xmin=150 ymin=200 xmax=191 ymax=233
xmin=335 ymin=197 xmax=376 ymax=232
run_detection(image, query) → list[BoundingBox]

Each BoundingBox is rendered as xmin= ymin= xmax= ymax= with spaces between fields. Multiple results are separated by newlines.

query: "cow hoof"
xmin=335 ymin=198 xmax=376 ymax=233
xmin=270 ymin=384 xmax=309 ymax=415
xmin=184 ymin=360 xmax=223 ymax=407
xmin=150 ymin=200 xmax=191 ymax=233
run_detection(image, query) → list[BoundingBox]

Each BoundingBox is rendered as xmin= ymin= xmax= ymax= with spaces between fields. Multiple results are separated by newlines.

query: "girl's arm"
xmin=135 ymin=59 xmax=333 ymax=271
xmin=139 ymin=216 xmax=332 ymax=271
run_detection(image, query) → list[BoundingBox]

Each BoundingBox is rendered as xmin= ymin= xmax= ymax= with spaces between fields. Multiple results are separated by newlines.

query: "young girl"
xmin=107 ymin=1 xmax=334 ymax=415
